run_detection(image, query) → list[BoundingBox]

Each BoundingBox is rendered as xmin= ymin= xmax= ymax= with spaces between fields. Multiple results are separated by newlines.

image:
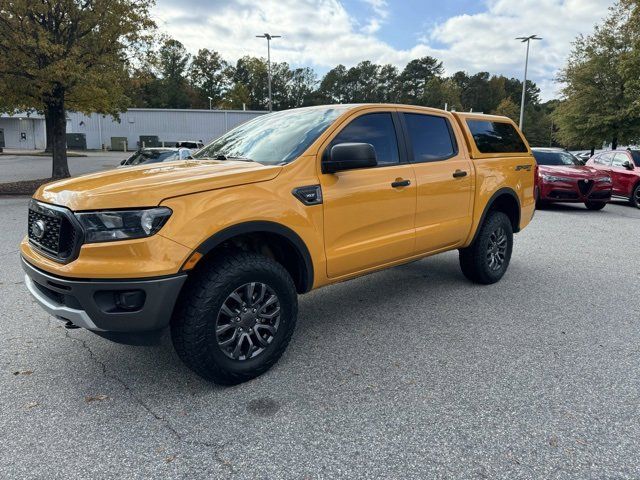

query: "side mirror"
xmin=120 ymin=159 xmax=127 ymax=165
xmin=322 ymin=143 xmax=377 ymax=174
xmin=624 ymin=160 xmax=635 ymax=170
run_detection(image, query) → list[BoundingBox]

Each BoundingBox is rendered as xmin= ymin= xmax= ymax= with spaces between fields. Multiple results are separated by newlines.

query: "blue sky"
xmin=343 ymin=0 xmax=485 ymax=50
xmin=153 ymin=0 xmax=615 ymax=101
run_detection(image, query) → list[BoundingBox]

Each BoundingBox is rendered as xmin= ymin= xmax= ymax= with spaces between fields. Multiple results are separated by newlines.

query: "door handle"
xmin=452 ymin=170 xmax=468 ymax=178
xmin=391 ymin=179 xmax=411 ymax=188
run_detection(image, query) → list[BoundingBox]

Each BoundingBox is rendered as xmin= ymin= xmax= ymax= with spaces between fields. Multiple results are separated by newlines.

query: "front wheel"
xmin=459 ymin=211 xmax=513 ymax=285
xmin=171 ymin=251 xmax=298 ymax=385
xmin=631 ymin=184 xmax=640 ymax=209
xmin=585 ymin=201 xmax=606 ymax=211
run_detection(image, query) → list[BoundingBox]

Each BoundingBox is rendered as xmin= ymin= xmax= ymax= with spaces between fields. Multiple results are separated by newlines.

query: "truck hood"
xmin=34 ymin=160 xmax=282 ymax=211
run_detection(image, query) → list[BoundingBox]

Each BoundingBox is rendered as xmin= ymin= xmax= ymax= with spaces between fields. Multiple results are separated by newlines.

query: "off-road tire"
xmin=459 ymin=211 xmax=513 ymax=285
xmin=171 ymin=251 xmax=298 ymax=385
xmin=585 ymin=201 xmax=606 ymax=211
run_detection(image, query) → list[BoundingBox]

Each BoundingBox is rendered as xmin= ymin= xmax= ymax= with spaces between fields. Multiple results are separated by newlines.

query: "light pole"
xmin=207 ymin=96 xmax=213 ymax=110
xmin=516 ymin=35 xmax=542 ymax=130
xmin=256 ymin=33 xmax=281 ymax=111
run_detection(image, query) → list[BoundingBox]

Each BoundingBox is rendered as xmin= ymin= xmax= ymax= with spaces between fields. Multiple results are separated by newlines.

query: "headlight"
xmin=595 ymin=176 xmax=612 ymax=183
xmin=75 ymin=207 xmax=172 ymax=243
xmin=542 ymin=174 xmax=574 ymax=183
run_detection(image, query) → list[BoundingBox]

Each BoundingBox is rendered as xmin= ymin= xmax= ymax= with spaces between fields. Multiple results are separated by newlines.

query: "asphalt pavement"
xmin=1 ymin=197 xmax=639 ymax=479
xmin=0 ymin=151 xmax=126 ymax=182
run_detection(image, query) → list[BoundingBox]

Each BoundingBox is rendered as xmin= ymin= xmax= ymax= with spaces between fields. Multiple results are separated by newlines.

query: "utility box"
xmin=66 ymin=133 xmax=87 ymax=150
xmin=110 ymin=136 xmax=129 ymax=151
xmin=139 ymin=135 xmax=160 ymax=148
xmin=0 ymin=128 xmax=5 ymax=149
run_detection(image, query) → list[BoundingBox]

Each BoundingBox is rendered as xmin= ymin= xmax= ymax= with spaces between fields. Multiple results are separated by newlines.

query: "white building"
xmin=0 ymin=108 xmax=266 ymax=150
xmin=0 ymin=112 xmax=46 ymax=149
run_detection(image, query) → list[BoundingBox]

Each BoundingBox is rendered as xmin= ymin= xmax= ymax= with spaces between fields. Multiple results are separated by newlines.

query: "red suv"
xmin=587 ymin=150 xmax=640 ymax=209
xmin=532 ymin=148 xmax=612 ymax=210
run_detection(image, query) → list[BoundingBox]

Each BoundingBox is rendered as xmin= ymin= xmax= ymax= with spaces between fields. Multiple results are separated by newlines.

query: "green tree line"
xmin=127 ymin=38 xmax=555 ymax=146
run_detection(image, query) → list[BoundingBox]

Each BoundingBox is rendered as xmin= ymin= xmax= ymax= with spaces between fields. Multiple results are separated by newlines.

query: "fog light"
xmin=115 ymin=290 xmax=146 ymax=311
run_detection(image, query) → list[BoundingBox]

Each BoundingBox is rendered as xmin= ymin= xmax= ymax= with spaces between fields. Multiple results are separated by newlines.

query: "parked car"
xmin=119 ymin=147 xmax=192 ymax=167
xmin=586 ymin=150 xmax=640 ymax=208
xmin=573 ymin=151 xmax=592 ymax=165
xmin=21 ymin=105 xmax=535 ymax=384
xmin=532 ymin=147 xmax=612 ymax=210
xmin=176 ymin=140 xmax=204 ymax=150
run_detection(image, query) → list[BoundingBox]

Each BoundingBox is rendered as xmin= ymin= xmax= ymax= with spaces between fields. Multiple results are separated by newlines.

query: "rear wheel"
xmin=171 ymin=251 xmax=297 ymax=384
xmin=459 ymin=211 xmax=513 ymax=285
xmin=585 ymin=201 xmax=606 ymax=211
xmin=631 ymin=184 xmax=640 ymax=209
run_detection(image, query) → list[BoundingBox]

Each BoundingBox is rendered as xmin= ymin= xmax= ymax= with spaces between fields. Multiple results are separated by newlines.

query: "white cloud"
xmin=152 ymin=0 xmax=615 ymax=100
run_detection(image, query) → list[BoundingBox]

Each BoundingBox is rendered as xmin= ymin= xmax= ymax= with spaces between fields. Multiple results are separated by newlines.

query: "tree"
xmin=398 ymin=57 xmax=444 ymax=104
xmin=377 ymin=64 xmax=400 ymax=103
xmin=287 ymin=67 xmax=318 ymax=108
xmin=317 ymin=65 xmax=349 ymax=103
xmin=554 ymin=1 xmax=640 ymax=149
xmin=492 ymin=98 xmax=520 ymax=122
xmin=157 ymin=38 xmax=191 ymax=108
xmin=190 ymin=48 xmax=228 ymax=109
xmin=230 ymin=56 xmax=269 ymax=110
xmin=221 ymin=82 xmax=250 ymax=110
xmin=422 ymin=77 xmax=463 ymax=110
xmin=0 ymin=0 xmax=155 ymax=178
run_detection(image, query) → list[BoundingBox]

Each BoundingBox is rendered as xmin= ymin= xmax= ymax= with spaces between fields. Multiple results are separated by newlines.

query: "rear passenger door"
xmin=399 ymin=111 xmax=473 ymax=254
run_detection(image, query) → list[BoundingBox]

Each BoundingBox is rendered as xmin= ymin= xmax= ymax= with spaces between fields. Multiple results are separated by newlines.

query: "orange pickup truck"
xmin=21 ymin=104 xmax=536 ymax=384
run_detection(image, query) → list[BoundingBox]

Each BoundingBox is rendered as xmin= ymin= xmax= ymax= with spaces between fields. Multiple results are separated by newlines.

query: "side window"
xmin=403 ymin=113 xmax=457 ymax=162
xmin=330 ymin=113 xmax=399 ymax=166
xmin=466 ymin=120 xmax=528 ymax=153
xmin=595 ymin=153 xmax=613 ymax=165
xmin=612 ymin=152 xmax=629 ymax=167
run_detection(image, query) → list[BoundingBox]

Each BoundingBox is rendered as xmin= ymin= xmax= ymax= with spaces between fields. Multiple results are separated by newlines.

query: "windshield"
xmin=127 ymin=150 xmax=179 ymax=166
xmin=194 ymin=106 xmax=347 ymax=165
xmin=532 ymin=150 xmax=578 ymax=166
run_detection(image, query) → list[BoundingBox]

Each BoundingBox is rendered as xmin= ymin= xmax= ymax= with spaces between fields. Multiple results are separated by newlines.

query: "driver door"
xmin=320 ymin=111 xmax=416 ymax=278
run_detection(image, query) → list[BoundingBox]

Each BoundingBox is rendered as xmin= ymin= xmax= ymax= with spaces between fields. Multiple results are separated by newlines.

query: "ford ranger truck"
xmin=21 ymin=105 xmax=536 ymax=384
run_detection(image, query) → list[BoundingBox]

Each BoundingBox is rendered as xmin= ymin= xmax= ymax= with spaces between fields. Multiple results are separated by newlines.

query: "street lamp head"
xmin=256 ymin=33 xmax=281 ymax=40
xmin=207 ymin=96 xmax=213 ymax=100
xmin=516 ymin=35 xmax=542 ymax=42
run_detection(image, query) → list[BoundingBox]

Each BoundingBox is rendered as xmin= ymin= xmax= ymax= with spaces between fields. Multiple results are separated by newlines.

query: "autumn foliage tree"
xmin=0 ymin=0 xmax=155 ymax=178
xmin=555 ymin=0 xmax=640 ymax=149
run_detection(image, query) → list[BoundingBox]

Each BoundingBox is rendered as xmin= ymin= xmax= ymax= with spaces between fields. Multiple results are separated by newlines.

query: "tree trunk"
xmin=44 ymin=110 xmax=53 ymax=153
xmin=590 ymin=147 xmax=595 ymax=156
xmin=612 ymin=136 xmax=618 ymax=150
xmin=46 ymin=85 xmax=69 ymax=178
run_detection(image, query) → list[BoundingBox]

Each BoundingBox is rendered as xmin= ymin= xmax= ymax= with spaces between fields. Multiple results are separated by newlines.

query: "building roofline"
xmin=120 ymin=108 xmax=268 ymax=114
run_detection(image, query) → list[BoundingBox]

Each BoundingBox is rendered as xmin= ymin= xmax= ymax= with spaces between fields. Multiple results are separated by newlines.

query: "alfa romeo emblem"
xmin=31 ymin=219 xmax=46 ymax=239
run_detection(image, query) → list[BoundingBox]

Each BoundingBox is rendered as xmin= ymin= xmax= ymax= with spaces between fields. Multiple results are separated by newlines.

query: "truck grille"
xmin=28 ymin=200 xmax=82 ymax=263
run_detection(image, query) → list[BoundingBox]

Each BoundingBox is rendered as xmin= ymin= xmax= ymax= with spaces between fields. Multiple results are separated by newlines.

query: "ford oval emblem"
xmin=31 ymin=219 xmax=46 ymax=239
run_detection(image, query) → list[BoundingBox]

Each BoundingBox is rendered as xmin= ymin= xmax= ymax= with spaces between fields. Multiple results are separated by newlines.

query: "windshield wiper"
xmin=202 ymin=153 xmax=256 ymax=162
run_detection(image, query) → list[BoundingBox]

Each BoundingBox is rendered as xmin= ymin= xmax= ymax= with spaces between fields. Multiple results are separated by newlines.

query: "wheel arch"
xmin=187 ymin=221 xmax=314 ymax=294
xmin=471 ymin=188 xmax=521 ymax=244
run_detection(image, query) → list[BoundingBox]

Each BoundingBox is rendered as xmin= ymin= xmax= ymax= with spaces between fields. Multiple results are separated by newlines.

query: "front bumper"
xmin=538 ymin=180 xmax=612 ymax=203
xmin=22 ymin=257 xmax=187 ymax=332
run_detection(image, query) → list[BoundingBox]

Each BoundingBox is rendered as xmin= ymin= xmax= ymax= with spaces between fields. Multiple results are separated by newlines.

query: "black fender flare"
xmin=191 ymin=221 xmax=314 ymax=293
xmin=470 ymin=187 xmax=521 ymax=245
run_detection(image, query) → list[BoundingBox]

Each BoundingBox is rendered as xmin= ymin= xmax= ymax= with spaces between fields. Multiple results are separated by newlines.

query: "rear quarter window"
xmin=466 ymin=120 xmax=528 ymax=154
